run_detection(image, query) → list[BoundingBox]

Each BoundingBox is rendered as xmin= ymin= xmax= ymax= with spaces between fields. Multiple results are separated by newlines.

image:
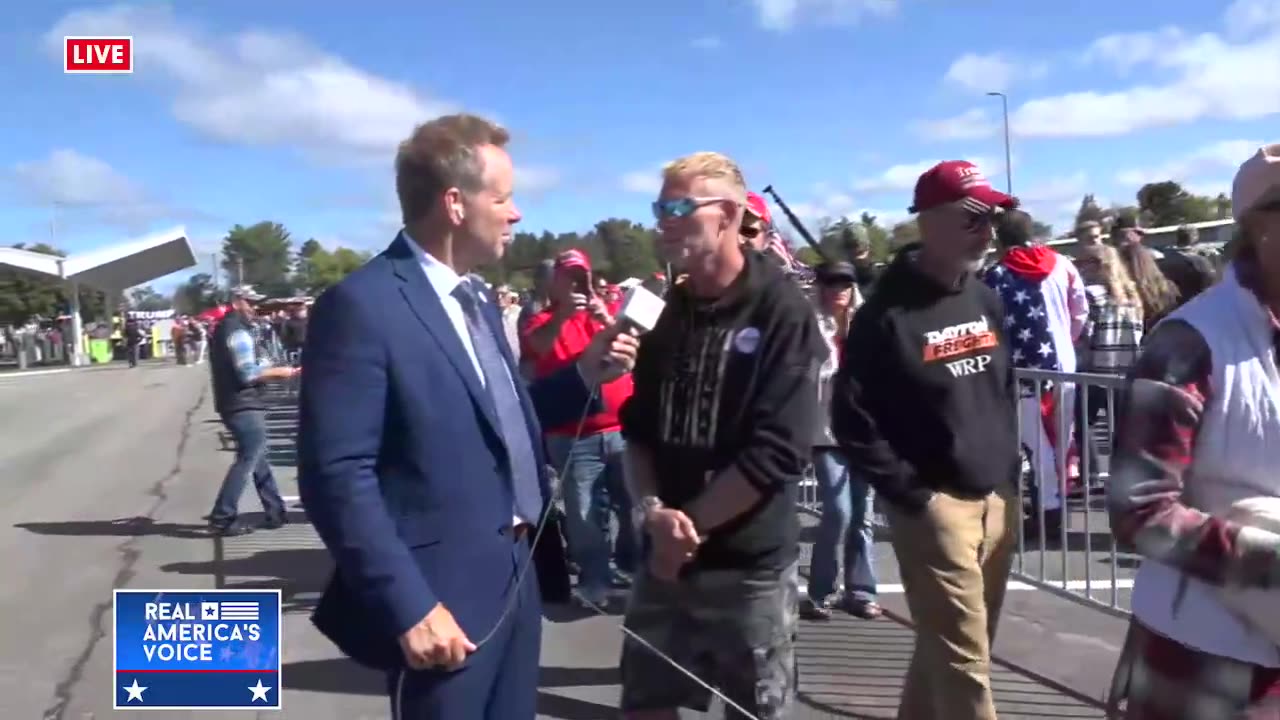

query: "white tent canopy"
xmin=0 ymin=226 xmax=196 ymax=287
xmin=0 ymin=226 xmax=197 ymax=365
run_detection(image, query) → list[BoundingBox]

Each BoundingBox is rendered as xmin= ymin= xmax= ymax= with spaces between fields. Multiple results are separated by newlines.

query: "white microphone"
xmin=617 ymin=284 xmax=665 ymax=335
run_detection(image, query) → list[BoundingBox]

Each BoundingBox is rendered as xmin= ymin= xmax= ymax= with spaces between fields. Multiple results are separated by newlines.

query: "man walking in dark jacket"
xmin=831 ymin=160 xmax=1020 ymax=720
xmin=208 ymin=286 xmax=300 ymax=536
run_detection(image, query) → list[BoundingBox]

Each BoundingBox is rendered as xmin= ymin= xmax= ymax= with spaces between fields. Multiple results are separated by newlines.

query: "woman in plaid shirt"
xmin=1073 ymin=244 xmax=1143 ymax=486
xmin=1105 ymin=144 xmax=1280 ymax=719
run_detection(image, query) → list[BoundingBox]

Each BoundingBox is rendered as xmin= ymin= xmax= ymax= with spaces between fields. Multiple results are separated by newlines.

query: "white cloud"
xmin=919 ymin=0 xmax=1280 ymax=139
xmin=944 ymin=52 xmax=1047 ymax=94
xmin=620 ymin=169 xmax=662 ymax=195
xmin=1018 ymin=1 xmax=1280 ymax=137
xmin=852 ymin=156 xmax=997 ymax=194
xmin=913 ymin=108 xmax=998 ymax=141
xmin=1113 ymin=139 xmax=1259 ymax=187
xmin=6 ymin=149 xmax=176 ymax=231
xmin=45 ymin=5 xmax=455 ymax=164
xmin=1015 ymin=172 xmax=1092 ymax=232
xmin=749 ymin=0 xmax=897 ymax=31
xmin=514 ymin=166 xmax=562 ymax=194
xmin=690 ymin=35 xmax=722 ymax=50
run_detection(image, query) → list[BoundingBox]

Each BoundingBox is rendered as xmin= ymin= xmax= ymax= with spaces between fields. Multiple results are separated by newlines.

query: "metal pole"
xmin=988 ymin=91 xmax=1013 ymax=195
xmin=236 ymin=256 xmax=244 ymax=287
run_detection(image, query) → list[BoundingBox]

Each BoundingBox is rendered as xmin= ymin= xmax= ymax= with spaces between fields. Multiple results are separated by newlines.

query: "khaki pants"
xmin=888 ymin=488 xmax=1018 ymax=720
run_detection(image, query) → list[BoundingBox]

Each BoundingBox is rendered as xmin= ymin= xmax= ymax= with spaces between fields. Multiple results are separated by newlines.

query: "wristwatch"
xmin=633 ymin=495 xmax=663 ymax=529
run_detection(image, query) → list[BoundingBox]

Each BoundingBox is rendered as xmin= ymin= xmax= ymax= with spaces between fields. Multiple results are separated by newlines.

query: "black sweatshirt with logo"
xmin=620 ymin=250 xmax=825 ymax=572
xmin=831 ymin=245 xmax=1020 ymax=513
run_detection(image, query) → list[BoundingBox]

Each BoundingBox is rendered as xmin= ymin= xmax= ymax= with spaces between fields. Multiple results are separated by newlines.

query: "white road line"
xmin=0 ymin=368 xmax=72 ymax=379
xmin=798 ymin=578 xmax=1136 ymax=596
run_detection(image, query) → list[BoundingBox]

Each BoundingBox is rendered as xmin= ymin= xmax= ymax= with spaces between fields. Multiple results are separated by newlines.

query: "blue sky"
xmin=2 ymin=0 xmax=1279 ymax=289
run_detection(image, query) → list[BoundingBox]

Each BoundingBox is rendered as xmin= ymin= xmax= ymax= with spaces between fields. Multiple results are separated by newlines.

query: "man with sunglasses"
xmin=618 ymin=151 xmax=822 ymax=720
xmin=742 ymin=191 xmax=771 ymax=250
xmin=831 ymin=160 xmax=1021 ymax=720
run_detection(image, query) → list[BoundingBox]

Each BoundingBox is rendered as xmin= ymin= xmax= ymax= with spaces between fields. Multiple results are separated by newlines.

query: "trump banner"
xmin=113 ymin=589 xmax=282 ymax=710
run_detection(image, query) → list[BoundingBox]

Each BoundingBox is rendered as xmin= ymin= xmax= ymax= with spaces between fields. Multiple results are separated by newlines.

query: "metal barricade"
xmin=1013 ymin=367 xmax=1133 ymax=616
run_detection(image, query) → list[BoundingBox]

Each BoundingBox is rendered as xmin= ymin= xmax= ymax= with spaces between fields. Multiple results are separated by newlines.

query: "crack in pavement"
xmin=40 ymin=384 xmax=208 ymax=720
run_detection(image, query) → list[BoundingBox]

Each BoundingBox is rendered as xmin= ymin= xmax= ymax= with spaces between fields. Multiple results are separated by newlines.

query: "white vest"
xmin=1130 ymin=266 xmax=1280 ymax=666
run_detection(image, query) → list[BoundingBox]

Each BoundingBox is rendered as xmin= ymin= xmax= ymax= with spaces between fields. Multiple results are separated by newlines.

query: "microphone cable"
xmin=468 ymin=361 xmax=764 ymax=720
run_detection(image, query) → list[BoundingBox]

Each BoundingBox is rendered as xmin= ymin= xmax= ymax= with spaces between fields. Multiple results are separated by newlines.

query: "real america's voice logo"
xmin=113 ymin=589 xmax=282 ymax=710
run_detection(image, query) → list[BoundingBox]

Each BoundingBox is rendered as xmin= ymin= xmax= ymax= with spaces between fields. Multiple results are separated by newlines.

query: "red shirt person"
xmin=522 ymin=249 xmax=634 ymax=435
xmin=521 ymin=249 xmax=637 ymax=602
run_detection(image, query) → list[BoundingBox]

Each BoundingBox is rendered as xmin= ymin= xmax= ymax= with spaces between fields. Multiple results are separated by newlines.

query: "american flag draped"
xmin=763 ymin=229 xmax=815 ymax=282
xmin=981 ymin=261 xmax=1064 ymax=449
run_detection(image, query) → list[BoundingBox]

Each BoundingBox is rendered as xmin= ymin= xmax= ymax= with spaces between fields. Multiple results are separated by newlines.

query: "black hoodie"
xmin=831 ymin=244 xmax=1019 ymax=513
xmin=620 ymin=250 xmax=825 ymax=572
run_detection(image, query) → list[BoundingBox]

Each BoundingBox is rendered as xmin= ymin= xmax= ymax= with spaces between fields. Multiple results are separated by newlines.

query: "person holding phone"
xmin=522 ymin=249 xmax=638 ymax=606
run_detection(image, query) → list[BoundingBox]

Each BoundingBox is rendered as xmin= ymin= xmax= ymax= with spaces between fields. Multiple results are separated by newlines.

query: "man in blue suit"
xmin=297 ymin=113 xmax=635 ymax=719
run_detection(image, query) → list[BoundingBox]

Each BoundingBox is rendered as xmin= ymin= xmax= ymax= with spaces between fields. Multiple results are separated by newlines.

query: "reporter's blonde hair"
xmin=662 ymin=151 xmax=748 ymax=204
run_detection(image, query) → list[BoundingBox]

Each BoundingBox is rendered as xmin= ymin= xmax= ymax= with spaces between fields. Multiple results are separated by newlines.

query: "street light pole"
xmin=987 ymin=91 xmax=1013 ymax=195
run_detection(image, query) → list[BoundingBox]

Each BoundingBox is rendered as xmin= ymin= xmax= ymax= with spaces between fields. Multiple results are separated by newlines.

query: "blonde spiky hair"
xmin=661 ymin=151 xmax=748 ymax=204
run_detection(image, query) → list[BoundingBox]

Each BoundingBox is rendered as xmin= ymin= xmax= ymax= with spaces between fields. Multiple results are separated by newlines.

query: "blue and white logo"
xmin=113 ymin=589 xmax=282 ymax=710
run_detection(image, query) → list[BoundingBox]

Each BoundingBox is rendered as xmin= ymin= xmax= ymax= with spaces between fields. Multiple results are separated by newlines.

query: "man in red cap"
xmin=522 ymin=249 xmax=637 ymax=606
xmin=831 ymin=159 xmax=1021 ymax=719
xmin=743 ymin=191 xmax=772 ymax=251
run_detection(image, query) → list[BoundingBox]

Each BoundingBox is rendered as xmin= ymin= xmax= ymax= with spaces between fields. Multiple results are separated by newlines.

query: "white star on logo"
xmin=123 ymin=678 xmax=147 ymax=702
xmin=1003 ymin=314 xmax=1015 ymax=328
xmin=1017 ymin=328 xmax=1032 ymax=341
xmin=248 ymin=679 xmax=272 ymax=703
xmin=1038 ymin=342 xmax=1052 ymax=356
xmin=1012 ymin=349 xmax=1024 ymax=363
xmin=1013 ymin=289 xmax=1029 ymax=304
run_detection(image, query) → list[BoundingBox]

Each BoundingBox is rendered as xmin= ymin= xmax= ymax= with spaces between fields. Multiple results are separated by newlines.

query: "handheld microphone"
xmin=617 ymin=284 xmax=665 ymax=335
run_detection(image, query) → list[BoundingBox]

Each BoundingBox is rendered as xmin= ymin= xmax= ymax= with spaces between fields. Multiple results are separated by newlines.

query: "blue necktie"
xmin=452 ymin=281 xmax=543 ymax=525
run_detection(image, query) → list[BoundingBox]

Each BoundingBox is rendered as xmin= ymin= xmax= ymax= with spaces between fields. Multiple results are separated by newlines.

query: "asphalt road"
xmin=0 ymin=363 xmax=1118 ymax=719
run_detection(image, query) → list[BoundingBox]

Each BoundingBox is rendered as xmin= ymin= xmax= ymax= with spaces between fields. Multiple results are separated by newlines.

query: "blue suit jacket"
xmin=298 ymin=234 xmax=578 ymax=670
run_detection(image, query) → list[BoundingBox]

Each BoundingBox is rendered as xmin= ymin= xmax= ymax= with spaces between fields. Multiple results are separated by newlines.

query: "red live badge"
xmin=64 ymin=36 xmax=134 ymax=74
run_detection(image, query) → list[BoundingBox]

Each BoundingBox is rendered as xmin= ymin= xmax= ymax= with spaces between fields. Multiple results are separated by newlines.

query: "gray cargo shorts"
xmin=619 ymin=560 xmax=799 ymax=718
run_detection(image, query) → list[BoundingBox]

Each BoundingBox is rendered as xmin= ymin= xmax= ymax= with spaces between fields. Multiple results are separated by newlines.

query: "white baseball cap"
xmin=1232 ymin=143 xmax=1280 ymax=221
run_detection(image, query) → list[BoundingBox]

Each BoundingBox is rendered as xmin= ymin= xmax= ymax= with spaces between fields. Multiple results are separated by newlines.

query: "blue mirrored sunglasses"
xmin=651 ymin=196 xmax=728 ymax=220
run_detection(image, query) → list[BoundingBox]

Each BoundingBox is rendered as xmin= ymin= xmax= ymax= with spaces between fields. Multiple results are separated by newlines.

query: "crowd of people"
xmin=196 ymin=109 xmax=1280 ymax=719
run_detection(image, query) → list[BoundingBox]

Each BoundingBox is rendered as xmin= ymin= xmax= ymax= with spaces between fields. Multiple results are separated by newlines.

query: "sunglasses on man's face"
xmin=652 ymin=196 xmax=728 ymax=220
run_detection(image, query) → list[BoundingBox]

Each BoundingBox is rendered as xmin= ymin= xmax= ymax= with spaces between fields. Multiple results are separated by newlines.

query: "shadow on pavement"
xmin=280 ymin=659 xmax=620 ymax=719
xmin=163 ymin=546 xmax=329 ymax=613
xmin=15 ymin=516 xmax=211 ymax=539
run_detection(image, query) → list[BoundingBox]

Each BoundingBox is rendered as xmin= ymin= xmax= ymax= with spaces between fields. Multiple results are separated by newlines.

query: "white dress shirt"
xmin=402 ymin=231 xmax=529 ymax=526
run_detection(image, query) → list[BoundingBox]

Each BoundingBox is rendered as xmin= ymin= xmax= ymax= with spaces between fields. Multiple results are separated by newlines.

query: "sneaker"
xmin=798 ymin=597 xmax=832 ymax=621
xmin=574 ymin=585 xmax=609 ymax=610
xmin=259 ymin=515 xmax=288 ymax=530
xmin=839 ymin=597 xmax=883 ymax=620
xmin=209 ymin=521 xmax=253 ymax=537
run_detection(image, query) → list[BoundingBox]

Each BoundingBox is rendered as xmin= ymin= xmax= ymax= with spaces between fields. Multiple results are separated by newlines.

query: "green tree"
xmin=1074 ymin=194 xmax=1106 ymax=227
xmin=221 ymin=222 xmax=294 ymax=297
xmin=1136 ymin=181 xmax=1221 ymax=227
xmin=172 ymin=273 xmax=220 ymax=314
xmin=128 ymin=285 xmax=171 ymax=311
xmin=592 ymin=218 xmax=660 ymax=281
xmin=890 ymin=218 xmax=921 ymax=248
xmin=0 ymin=243 xmax=106 ymax=324
xmin=858 ymin=212 xmax=892 ymax=262
xmin=293 ymin=246 xmax=373 ymax=295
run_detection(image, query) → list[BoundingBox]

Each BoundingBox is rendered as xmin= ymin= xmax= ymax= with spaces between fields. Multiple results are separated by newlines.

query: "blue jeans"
xmin=546 ymin=430 xmax=636 ymax=592
xmin=209 ymin=410 xmax=285 ymax=526
xmin=808 ymin=449 xmax=877 ymax=602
